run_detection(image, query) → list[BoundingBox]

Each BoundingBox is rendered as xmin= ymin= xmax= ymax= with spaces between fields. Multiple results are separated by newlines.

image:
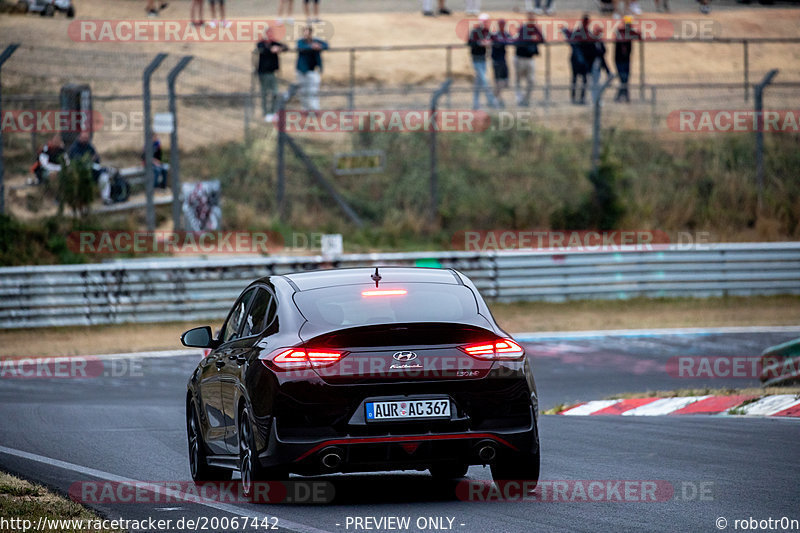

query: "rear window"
xmin=293 ymin=283 xmax=480 ymax=327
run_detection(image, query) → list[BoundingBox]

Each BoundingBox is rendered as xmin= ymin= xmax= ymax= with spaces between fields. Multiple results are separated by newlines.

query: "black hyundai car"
xmin=182 ymin=266 xmax=539 ymax=497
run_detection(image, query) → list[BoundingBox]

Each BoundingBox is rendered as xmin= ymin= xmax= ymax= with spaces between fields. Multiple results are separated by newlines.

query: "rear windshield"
xmin=293 ymin=283 xmax=480 ymax=327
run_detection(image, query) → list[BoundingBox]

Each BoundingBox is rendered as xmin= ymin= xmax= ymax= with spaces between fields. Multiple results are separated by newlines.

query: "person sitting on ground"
xmin=67 ymin=130 xmax=113 ymax=205
xmin=31 ymin=133 xmax=65 ymax=185
xmin=141 ymin=132 xmax=168 ymax=190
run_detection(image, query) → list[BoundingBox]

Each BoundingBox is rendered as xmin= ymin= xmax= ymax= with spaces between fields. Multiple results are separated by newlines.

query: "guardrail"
xmin=760 ymin=338 xmax=800 ymax=387
xmin=1 ymin=242 xmax=799 ymax=329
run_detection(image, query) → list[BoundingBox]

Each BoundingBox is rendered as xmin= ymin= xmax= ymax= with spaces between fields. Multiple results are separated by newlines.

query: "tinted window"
xmin=222 ymin=288 xmax=256 ymax=343
xmin=241 ymin=288 xmax=272 ymax=338
xmin=263 ymin=296 xmax=278 ymax=334
xmin=293 ymin=284 xmax=479 ymax=327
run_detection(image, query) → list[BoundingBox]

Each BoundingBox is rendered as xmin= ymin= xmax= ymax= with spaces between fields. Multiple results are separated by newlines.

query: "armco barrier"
xmin=760 ymin=338 xmax=800 ymax=387
xmin=1 ymin=242 xmax=799 ymax=329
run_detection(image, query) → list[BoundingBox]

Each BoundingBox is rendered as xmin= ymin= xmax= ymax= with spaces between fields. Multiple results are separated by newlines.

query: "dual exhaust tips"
xmin=318 ymin=440 xmax=498 ymax=471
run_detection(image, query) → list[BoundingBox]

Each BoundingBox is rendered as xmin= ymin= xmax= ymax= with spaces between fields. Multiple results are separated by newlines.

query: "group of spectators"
xmin=468 ymin=12 xmax=640 ymax=109
xmin=256 ymin=26 xmax=328 ymax=119
xmin=33 ymin=131 xmax=168 ymax=206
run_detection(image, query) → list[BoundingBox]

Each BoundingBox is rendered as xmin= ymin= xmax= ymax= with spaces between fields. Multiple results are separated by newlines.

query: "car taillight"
xmin=459 ymin=339 xmax=525 ymax=360
xmin=262 ymin=347 xmax=349 ymax=370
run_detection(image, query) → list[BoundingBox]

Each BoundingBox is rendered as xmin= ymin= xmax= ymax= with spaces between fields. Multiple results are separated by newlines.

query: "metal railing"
xmin=1 ymin=242 xmax=799 ymax=329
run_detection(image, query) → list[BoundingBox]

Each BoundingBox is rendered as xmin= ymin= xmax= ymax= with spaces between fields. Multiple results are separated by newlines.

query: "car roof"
xmin=279 ymin=267 xmax=462 ymax=292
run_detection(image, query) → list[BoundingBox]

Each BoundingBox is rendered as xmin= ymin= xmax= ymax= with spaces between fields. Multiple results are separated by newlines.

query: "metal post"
xmin=276 ymin=84 xmax=299 ymax=220
xmin=591 ymin=75 xmax=616 ymax=175
xmin=429 ymin=79 xmax=452 ymax=224
xmin=743 ymin=41 xmax=750 ymax=103
xmin=755 ymin=69 xmax=778 ymax=213
xmin=638 ymin=40 xmax=645 ymax=101
xmin=544 ymin=43 xmax=551 ymax=107
xmin=167 ymin=55 xmax=193 ymax=232
xmin=0 ymin=44 xmax=20 ymax=216
xmin=446 ymin=46 xmax=452 ymax=108
xmin=143 ymin=53 xmax=168 ymax=232
xmin=348 ymin=48 xmax=355 ymax=110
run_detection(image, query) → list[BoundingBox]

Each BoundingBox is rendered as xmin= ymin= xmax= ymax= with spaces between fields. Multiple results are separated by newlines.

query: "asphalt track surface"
xmin=1 ymin=329 xmax=799 ymax=533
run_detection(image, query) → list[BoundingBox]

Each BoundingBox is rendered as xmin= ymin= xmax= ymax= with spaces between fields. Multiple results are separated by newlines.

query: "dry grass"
xmin=1 ymin=295 xmax=797 ymax=358
xmin=0 ymin=471 xmax=123 ymax=533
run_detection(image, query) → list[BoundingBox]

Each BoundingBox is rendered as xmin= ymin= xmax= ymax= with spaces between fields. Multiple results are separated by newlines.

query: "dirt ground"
xmin=1 ymin=295 xmax=798 ymax=358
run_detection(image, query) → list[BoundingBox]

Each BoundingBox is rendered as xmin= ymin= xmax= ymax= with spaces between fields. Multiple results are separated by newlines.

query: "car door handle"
xmin=215 ymin=359 xmax=226 ymax=369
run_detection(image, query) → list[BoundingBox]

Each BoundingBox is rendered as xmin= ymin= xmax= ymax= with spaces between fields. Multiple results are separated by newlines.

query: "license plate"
xmin=366 ymin=399 xmax=450 ymax=421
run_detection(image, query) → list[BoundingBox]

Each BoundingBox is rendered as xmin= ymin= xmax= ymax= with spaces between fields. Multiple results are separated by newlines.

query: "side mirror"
xmin=181 ymin=326 xmax=216 ymax=348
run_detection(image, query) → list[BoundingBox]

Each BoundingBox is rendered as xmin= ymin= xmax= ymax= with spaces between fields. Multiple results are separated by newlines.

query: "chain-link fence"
xmin=2 ymin=38 xmax=798 ymax=157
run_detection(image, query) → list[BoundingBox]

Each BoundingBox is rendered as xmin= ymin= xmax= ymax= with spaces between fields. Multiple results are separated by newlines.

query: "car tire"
xmin=491 ymin=450 xmax=540 ymax=489
xmin=187 ymin=403 xmax=232 ymax=482
xmin=429 ymin=463 xmax=469 ymax=479
xmin=239 ymin=407 xmax=286 ymax=501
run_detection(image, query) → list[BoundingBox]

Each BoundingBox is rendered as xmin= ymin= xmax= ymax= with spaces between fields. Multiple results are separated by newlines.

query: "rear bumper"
xmin=259 ymin=413 xmax=538 ymax=475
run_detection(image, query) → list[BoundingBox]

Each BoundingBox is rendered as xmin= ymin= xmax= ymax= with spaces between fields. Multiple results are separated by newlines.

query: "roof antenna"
xmin=371 ymin=267 xmax=382 ymax=287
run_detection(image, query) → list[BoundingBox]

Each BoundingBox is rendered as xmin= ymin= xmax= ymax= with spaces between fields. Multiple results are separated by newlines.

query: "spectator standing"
xmin=207 ymin=0 xmax=229 ymax=29
xmin=514 ymin=12 xmax=544 ymax=107
xmin=613 ymin=16 xmax=640 ymax=102
xmin=490 ymin=19 xmax=512 ymax=108
xmin=304 ymin=0 xmax=320 ymax=22
xmin=278 ymin=0 xmax=294 ymax=24
xmin=422 ymin=0 xmax=450 ymax=16
xmin=468 ymin=14 xmax=499 ymax=110
xmin=296 ymin=26 xmax=329 ymax=111
xmin=590 ymin=39 xmax=611 ymax=102
xmin=256 ymin=27 xmax=289 ymax=121
xmin=562 ymin=14 xmax=594 ymax=105
xmin=190 ymin=0 xmax=203 ymax=26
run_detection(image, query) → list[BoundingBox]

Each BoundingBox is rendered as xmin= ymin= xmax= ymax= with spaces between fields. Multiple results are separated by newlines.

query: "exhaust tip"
xmin=476 ymin=440 xmax=497 ymax=462
xmin=320 ymin=447 xmax=344 ymax=470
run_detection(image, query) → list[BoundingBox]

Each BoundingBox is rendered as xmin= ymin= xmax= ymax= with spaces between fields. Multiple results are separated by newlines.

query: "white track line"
xmin=0 ymin=445 xmax=332 ymax=533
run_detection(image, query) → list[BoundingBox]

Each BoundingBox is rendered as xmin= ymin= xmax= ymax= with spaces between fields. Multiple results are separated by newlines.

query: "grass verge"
xmin=0 ymin=471 xmax=123 ymax=533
